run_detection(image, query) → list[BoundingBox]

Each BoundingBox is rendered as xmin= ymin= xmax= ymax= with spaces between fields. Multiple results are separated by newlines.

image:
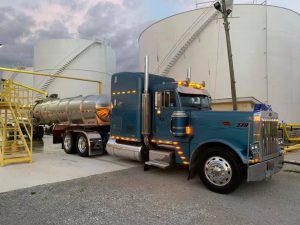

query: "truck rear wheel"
xmin=63 ymin=133 xmax=76 ymax=154
xmin=76 ymin=133 xmax=89 ymax=157
xmin=198 ymin=147 xmax=243 ymax=194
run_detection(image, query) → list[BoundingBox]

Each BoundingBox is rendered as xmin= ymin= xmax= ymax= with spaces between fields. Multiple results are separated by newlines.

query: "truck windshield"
xmin=179 ymin=93 xmax=210 ymax=109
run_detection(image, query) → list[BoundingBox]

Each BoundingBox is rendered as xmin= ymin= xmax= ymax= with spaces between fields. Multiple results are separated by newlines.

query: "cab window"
xmin=155 ymin=91 xmax=176 ymax=108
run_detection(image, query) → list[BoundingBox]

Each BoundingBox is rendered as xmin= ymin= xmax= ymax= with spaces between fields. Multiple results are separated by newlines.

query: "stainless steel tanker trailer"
xmin=32 ymin=95 xmax=111 ymax=156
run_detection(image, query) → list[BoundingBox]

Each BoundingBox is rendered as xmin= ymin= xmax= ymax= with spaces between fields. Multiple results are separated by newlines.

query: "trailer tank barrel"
xmin=33 ymin=95 xmax=110 ymax=126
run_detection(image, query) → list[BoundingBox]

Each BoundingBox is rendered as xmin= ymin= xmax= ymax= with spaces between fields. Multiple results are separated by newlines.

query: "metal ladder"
xmin=0 ymin=80 xmax=41 ymax=166
xmin=36 ymin=41 xmax=97 ymax=99
xmin=157 ymin=1 xmax=233 ymax=76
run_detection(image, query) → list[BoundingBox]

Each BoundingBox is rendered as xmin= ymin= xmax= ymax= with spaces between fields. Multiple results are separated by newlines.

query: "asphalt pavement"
xmin=0 ymin=163 xmax=299 ymax=225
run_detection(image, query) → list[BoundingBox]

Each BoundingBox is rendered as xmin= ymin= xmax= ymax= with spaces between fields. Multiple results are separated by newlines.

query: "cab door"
xmin=152 ymin=90 xmax=177 ymax=141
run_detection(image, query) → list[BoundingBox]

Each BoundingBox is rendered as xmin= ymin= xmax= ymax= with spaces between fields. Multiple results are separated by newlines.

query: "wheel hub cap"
xmin=78 ymin=136 xmax=87 ymax=153
xmin=64 ymin=135 xmax=71 ymax=150
xmin=204 ymin=156 xmax=232 ymax=187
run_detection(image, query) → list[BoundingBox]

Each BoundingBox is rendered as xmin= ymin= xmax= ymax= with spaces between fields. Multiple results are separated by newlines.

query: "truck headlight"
xmin=249 ymin=142 xmax=260 ymax=164
xmin=278 ymin=138 xmax=284 ymax=146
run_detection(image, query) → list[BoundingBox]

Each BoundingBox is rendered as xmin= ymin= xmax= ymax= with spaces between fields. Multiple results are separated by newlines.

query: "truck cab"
xmin=107 ymin=72 xmax=284 ymax=194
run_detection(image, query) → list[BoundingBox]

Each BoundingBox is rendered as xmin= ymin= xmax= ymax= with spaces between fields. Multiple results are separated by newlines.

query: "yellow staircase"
xmin=0 ymin=79 xmax=47 ymax=166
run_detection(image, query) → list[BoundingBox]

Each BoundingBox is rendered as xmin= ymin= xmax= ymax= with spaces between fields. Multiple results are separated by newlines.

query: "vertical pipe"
xmin=142 ymin=56 xmax=151 ymax=142
xmin=264 ymin=1 xmax=269 ymax=103
xmin=144 ymin=56 xmax=149 ymax=93
xmin=187 ymin=67 xmax=192 ymax=82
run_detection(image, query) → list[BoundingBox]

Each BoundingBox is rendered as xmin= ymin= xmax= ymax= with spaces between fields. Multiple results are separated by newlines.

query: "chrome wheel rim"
xmin=64 ymin=135 xmax=72 ymax=150
xmin=78 ymin=136 xmax=87 ymax=153
xmin=204 ymin=156 xmax=232 ymax=187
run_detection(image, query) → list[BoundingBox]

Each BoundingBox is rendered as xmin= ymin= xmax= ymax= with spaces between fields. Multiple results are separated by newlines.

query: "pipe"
xmin=142 ymin=56 xmax=151 ymax=146
xmin=283 ymin=161 xmax=300 ymax=166
xmin=144 ymin=56 xmax=149 ymax=93
xmin=0 ymin=67 xmax=103 ymax=95
xmin=187 ymin=67 xmax=192 ymax=82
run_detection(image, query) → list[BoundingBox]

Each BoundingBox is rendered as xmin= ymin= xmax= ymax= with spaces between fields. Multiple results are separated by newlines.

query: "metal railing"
xmin=36 ymin=41 xmax=98 ymax=99
xmin=279 ymin=123 xmax=300 ymax=143
xmin=278 ymin=123 xmax=300 ymax=154
xmin=0 ymin=79 xmax=47 ymax=166
xmin=0 ymin=67 xmax=103 ymax=98
xmin=156 ymin=4 xmax=219 ymax=75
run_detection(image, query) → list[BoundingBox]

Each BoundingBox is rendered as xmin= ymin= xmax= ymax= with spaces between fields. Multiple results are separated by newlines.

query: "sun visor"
xmin=177 ymin=86 xmax=210 ymax=97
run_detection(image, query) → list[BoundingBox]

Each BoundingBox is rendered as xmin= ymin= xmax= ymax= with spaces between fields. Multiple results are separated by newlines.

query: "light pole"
xmin=214 ymin=0 xmax=238 ymax=111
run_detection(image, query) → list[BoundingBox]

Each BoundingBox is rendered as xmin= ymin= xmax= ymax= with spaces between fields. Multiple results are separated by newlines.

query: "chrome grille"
xmin=261 ymin=119 xmax=278 ymax=158
xmin=253 ymin=111 xmax=279 ymax=160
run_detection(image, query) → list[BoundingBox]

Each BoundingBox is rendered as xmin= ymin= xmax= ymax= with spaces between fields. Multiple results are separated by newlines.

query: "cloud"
xmin=77 ymin=0 xmax=149 ymax=71
xmin=0 ymin=0 xmax=151 ymax=73
xmin=0 ymin=6 xmax=35 ymax=67
xmin=1 ymin=0 xmax=300 ymax=74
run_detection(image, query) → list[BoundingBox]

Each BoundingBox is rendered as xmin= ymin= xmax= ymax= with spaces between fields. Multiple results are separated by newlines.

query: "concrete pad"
xmin=0 ymin=135 xmax=139 ymax=193
xmin=285 ymin=150 xmax=300 ymax=162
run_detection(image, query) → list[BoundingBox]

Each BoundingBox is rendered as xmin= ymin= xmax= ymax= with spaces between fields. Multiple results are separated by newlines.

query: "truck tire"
xmin=76 ymin=133 xmax=89 ymax=157
xmin=198 ymin=147 xmax=243 ymax=194
xmin=63 ymin=133 xmax=76 ymax=154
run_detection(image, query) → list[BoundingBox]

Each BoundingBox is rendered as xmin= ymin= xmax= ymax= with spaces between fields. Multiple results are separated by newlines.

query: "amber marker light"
xmin=253 ymin=115 xmax=261 ymax=122
xmin=185 ymin=126 xmax=192 ymax=135
xmin=249 ymin=159 xmax=260 ymax=164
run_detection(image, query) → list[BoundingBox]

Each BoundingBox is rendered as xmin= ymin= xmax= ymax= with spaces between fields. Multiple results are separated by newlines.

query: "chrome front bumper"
xmin=247 ymin=154 xmax=284 ymax=182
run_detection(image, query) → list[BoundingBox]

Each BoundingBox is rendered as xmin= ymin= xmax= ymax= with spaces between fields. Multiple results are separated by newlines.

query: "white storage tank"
xmin=139 ymin=4 xmax=300 ymax=123
xmin=34 ymin=39 xmax=116 ymax=98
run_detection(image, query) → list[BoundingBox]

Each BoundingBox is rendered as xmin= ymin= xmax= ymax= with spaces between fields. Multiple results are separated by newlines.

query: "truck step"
xmin=145 ymin=160 xmax=171 ymax=169
xmin=145 ymin=150 xmax=175 ymax=169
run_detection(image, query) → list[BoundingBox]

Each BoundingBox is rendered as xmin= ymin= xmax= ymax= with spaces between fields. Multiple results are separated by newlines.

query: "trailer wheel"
xmin=63 ymin=132 xmax=76 ymax=154
xmin=198 ymin=147 xmax=243 ymax=194
xmin=76 ymin=133 xmax=89 ymax=157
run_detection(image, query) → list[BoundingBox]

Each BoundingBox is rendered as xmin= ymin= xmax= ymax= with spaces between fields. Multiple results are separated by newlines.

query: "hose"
xmin=283 ymin=161 xmax=300 ymax=166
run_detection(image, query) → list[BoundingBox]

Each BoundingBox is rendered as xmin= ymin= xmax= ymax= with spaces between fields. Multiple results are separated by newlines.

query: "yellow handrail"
xmin=11 ymin=80 xmax=48 ymax=96
xmin=279 ymin=123 xmax=300 ymax=142
xmin=0 ymin=67 xmax=102 ymax=95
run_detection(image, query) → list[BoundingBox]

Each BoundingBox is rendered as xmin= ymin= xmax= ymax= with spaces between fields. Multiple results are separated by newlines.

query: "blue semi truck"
xmin=36 ymin=70 xmax=284 ymax=194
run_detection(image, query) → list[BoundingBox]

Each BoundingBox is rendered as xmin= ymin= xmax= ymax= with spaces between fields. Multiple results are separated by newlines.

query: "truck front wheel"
xmin=76 ymin=133 xmax=89 ymax=157
xmin=198 ymin=147 xmax=243 ymax=194
xmin=63 ymin=133 xmax=76 ymax=154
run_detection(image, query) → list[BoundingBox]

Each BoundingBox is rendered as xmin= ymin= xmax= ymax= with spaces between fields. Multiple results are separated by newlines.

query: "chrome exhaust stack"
xmin=142 ymin=56 xmax=151 ymax=147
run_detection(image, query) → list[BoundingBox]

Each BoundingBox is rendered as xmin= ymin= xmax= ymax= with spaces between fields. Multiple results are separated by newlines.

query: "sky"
xmin=0 ymin=0 xmax=299 ymax=72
